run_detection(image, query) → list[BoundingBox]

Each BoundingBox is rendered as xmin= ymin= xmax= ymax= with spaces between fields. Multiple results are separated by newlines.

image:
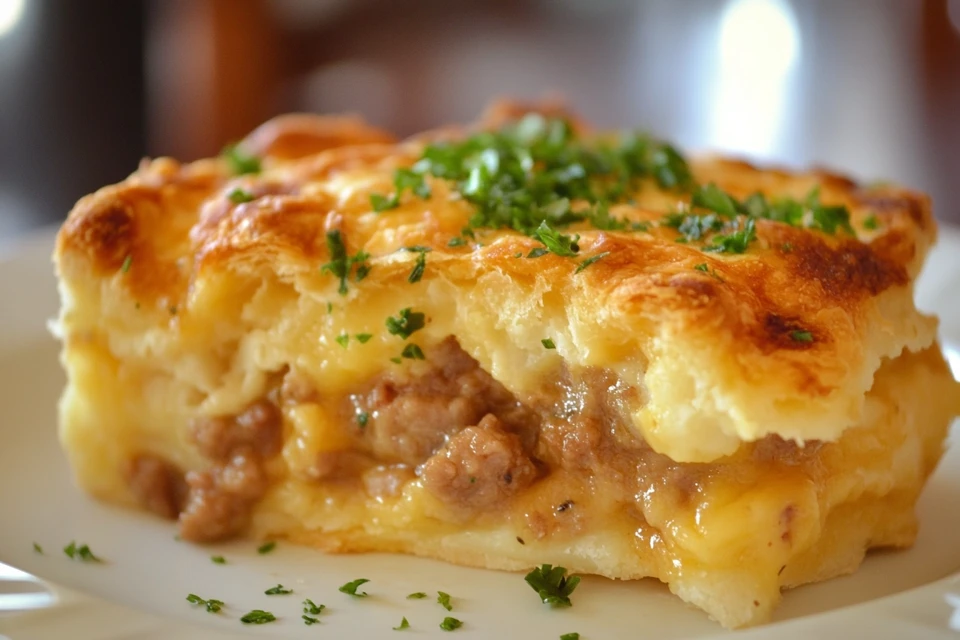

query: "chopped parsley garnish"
xmin=371 ymin=168 xmax=432 ymax=211
xmin=790 ymin=330 xmax=814 ymax=343
xmin=662 ymin=183 xmax=854 ymax=253
xmin=663 ymin=212 xmax=723 ymax=241
xmin=257 ymin=541 xmax=276 ymax=554
xmin=401 ymin=343 xmax=425 ymax=360
xmin=693 ymin=262 xmax=724 ymax=281
xmin=63 ymin=541 xmax=101 ymax=562
xmin=339 ymin=578 xmax=370 ymax=597
xmin=437 ymin=591 xmax=453 ymax=611
xmin=335 ymin=333 xmax=350 ymax=348
xmin=303 ymin=614 xmax=320 ymax=625
xmin=575 ymin=251 xmax=609 ymax=273
xmin=240 ymin=610 xmax=276 ymax=624
xmin=692 ymin=183 xmax=739 ymax=217
xmin=303 ymin=599 xmax=325 ymax=615
xmin=704 ymin=217 xmax=756 ymax=254
xmin=120 ymin=255 xmax=132 ymax=274
xmin=541 ymin=338 xmax=556 ymax=349
xmin=405 ymin=246 xmax=431 ymax=283
xmin=357 ymin=411 xmax=370 ymax=427
xmin=407 ymin=592 xmax=428 ymax=599
xmin=863 ymin=214 xmax=879 ymax=230
xmin=222 ymin=144 xmax=261 ymax=175
xmin=186 ymin=594 xmax=224 ymax=613
xmin=210 ymin=555 xmax=226 ymax=564
xmin=227 ymin=187 xmax=255 ymax=204
xmin=378 ymin=113 xmax=692 ymax=254
xmin=356 ymin=333 xmax=373 ymax=344
xmin=524 ymin=564 xmax=581 ymax=608
xmin=265 ymin=584 xmax=293 ymax=595
xmin=439 ymin=617 xmax=463 ymax=631
xmin=386 ymin=308 xmax=426 ymax=339
xmin=321 ymin=230 xmax=371 ymax=296
xmin=534 ymin=221 xmax=580 ymax=257
xmin=33 ymin=543 xmax=43 ymax=554
xmin=366 ymin=117 xmax=858 ymax=266
xmin=560 ymin=633 xmax=581 ymax=640
xmin=393 ymin=617 xmax=410 ymax=631
xmin=371 ymin=193 xmax=399 ymax=212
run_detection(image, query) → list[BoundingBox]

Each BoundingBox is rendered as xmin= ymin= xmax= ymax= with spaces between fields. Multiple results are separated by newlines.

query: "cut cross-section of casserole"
xmin=52 ymin=101 xmax=959 ymax=628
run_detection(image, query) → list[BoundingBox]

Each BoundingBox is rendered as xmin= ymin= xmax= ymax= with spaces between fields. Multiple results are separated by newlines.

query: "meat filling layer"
xmin=124 ymin=335 xmax=820 ymax=543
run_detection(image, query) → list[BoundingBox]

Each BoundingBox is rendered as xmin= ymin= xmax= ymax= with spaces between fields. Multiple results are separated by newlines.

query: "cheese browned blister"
xmin=52 ymin=100 xmax=959 ymax=628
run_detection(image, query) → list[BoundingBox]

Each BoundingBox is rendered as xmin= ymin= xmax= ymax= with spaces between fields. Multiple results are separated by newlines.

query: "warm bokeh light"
xmin=710 ymin=0 xmax=801 ymax=157
xmin=0 ymin=0 xmax=24 ymax=38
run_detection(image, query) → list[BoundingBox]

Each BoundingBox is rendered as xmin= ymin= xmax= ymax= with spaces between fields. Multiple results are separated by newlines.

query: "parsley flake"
xmin=527 ymin=247 xmax=549 ymax=258
xmin=394 ymin=616 xmax=410 ymax=631
xmin=186 ymin=594 xmax=224 ymax=613
xmin=371 ymin=169 xmax=432 ymax=212
xmin=863 ymin=214 xmax=879 ymax=230
xmin=63 ymin=541 xmax=101 ymax=562
xmin=542 ymin=338 xmax=556 ymax=350
xmin=240 ymin=610 xmax=276 ymax=624
xmin=663 ymin=211 xmax=723 ymax=241
xmin=437 ymin=591 xmax=453 ymax=611
xmin=440 ymin=617 xmax=463 ymax=631
xmin=790 ymin=330 xmax=814 ymax=343
xmin=371 ymin=193 xmax=400 ymax=212
xmin=265 ymin=584 xmax=293 ymax=595
xmin=560 ymin=633 xmax=581 ymax=640
xmin=303 ymin=599 xmax=325 ymax=615
xmin=257 ymin=541 xmax=276 ymax=554
xmin=386 ymin=308 xmax=426 ymax=339
xmin=447 ymin=237 xmax=467 ymax=247
xmin=335 ymin=333 xmax=350 ymax=348
xmin=303 ymin=614 xmax=320 ymax=625
xmin=704 ymin=217 xmax=756 ymax=254
xmin=339 ymin=578 xmax=370 ymax=597
xmin=120 ymin=255 xmax=132 ymax=274
xmin=320 ymin=230 xmax=371 ymax=295
xmin=405 ymin=246 xmax=431 ymax=284
xmin=211 ymin=555 xmax=226 ymax=564
xmin=356 ymin=333 xmax=373 ymax=344
xmin=321 ymin=230 xmax=350 ymax=295
xmin=222 ymin=144 xmax=261 ymax=175
xmin=407 ymin=592 xmax=428 ymax=599
xmin=33 ymin=543 xmax=43 ymax=554
xmin=357 ymin=411 xmax=370 ymax=427
xmin=524 ymin=564 xmax=581 ymax=608
xmin=401 ymin=343 xmax=425 ymax=360
xmin=692 ymin=183 xmax=738 ymax=217
xmin=694 ymin=263 xmax=709 ymax=272
xmin=534 ymin=221 xmax=580 ymax=257
xmin=575 ymin=251 xmax=609 ymax=273
xmin=227 ymin=187 xmax=254 ymax=204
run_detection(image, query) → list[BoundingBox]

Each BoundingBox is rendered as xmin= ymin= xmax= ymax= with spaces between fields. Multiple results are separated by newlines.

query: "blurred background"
xmin=1 ymin=0 xmax=959 ymax=248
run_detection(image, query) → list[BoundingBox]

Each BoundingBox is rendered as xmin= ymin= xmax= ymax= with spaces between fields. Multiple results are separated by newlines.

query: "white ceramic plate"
xmin=0 ymin=227 xmax=958 ymax=640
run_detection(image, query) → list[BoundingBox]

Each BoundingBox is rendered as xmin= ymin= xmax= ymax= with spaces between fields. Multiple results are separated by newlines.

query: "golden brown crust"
xmin=54 ymin=101 xmax=941 ymax=461
xmin=241 ymin=113 xmax=397 ymax=160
